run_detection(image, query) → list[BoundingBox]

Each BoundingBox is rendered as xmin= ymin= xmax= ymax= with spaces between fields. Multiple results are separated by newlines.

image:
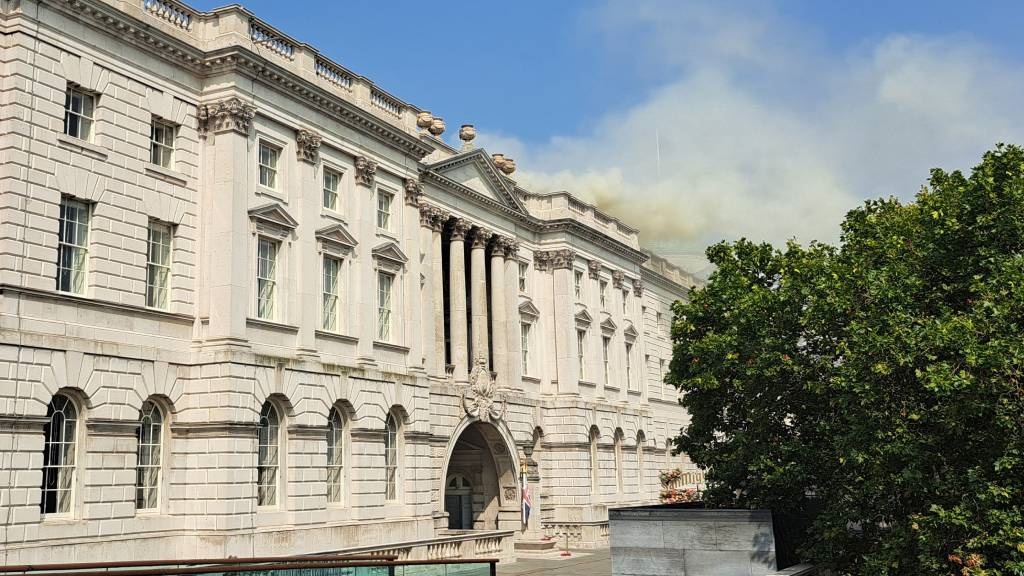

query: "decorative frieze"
xmin=450 ymin=218 xmax=473 ymax=241
xmin=295 ymin=128 xmax=322 ymax=164
xmin=632 ymin=277 xmax=645 ymax=297
xmin=197 ymin=97 xmax=255 ymax=136
xmin=612 ymin=270 xmax=625 ymax=289
xmin=404 ymin=177 xmax=423 ymax=207
xmin=588 ymin=259 xmax=602 ymax=280
xmin=354 ymin=156 xmax=378 ymax=187
xmin=470 ymin=227 xmax=493 ymax=249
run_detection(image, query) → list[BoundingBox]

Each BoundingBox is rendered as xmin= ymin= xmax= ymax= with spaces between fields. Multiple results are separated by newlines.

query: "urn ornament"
xmin=428 ymin=117 xmax=446 ymax=136
xmin=416 ymin=111 xmax=434 ymax=130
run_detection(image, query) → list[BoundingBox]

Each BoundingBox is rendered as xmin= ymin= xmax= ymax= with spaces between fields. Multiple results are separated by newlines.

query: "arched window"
xmin=589 ymin=427 xmax=599 ymax=493
xmin=384 ymin=413 xmax=398 ymax=500
xmin=614 ymin=430 xmax=624 ymax=493
xmin=327 ymin=407 xmax=344 ymax=504
xmin=40 ymin=393 xmax=78 ymax=515
xmin=636 ymin=432 xmax=646 ymax=494
xmin=136 ymin=400 xmax=164 ymax=510
xmin=257 ymin=401 xmax=280 ymax=506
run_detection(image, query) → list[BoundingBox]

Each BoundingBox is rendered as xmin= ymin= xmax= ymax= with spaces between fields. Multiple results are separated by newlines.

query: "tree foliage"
xmin=669 ymin=145 xmax=1024 ymax=575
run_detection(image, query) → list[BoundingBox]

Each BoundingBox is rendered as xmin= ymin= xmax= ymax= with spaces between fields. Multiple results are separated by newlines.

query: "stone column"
xmin=503 ymin=240 xmax=522 ymax=389
xmin=418 ymin=204 xmax=442 ymax=375
xmin=470 ymin=227 xmax=492 ymax=367
xmin=295 ymin=129 xmax=322 ymax=357
xmin=489 ymin=236 xmax=507 ymax=387
xmin=199 ymin=97 xmax=255 ymax=349
xmin=403 ymin=178 xmax=424 ymax=372
xmin=448 ymin=218 xmax=472 ymax=382
xmin=354 ymin=156 xmax=378 ymax=366
xmin=431 ymin=209 xmax=448 ymax=375
xmin=544 ymin=249 xmax=579 ymax=395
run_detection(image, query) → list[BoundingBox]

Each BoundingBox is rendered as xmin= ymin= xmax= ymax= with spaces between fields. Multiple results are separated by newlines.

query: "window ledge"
xmin=376 ymin=229 xmax=400 ymax=242
xmin=321 ymin=210 xmax=348 ymax=225
xmin=145 ymin=164 xmax=188 ymax=186
xmin=316 ymin=330 xmax=358 ymax=344
xmin=373 ymin=340 xmax=409 ymax=353
xmin=604 ymin=384 xmax=620 ymax=392
xmin=579 ymin=380 xmax=597 ymax=388
xmin=57 ymin=133 xmax=107 ymax=160
xmin=521 ymin=375 xmax=541 ymax=384
xmin=256 ymin=186 xmax=288 ymax=204
xmin=626 ymin=389 xmax=642 ymax=396
xmin=247 ymin=317 xmax=300 ymax=333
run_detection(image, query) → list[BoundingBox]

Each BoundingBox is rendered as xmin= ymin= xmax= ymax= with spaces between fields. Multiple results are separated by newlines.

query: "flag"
xmin=521 ymin=470 xmax=532 ymax=525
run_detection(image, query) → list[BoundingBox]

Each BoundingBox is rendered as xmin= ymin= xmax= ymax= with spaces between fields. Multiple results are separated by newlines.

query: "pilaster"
xmin=355 ymin=156 xmax=379 ymax=366
xmin=294 ymin=128 xmax=322 ymax=357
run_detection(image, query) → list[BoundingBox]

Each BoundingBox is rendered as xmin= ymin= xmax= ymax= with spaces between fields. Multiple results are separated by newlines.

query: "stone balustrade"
xmin=141 ymin=0 xmax=194 ymax=31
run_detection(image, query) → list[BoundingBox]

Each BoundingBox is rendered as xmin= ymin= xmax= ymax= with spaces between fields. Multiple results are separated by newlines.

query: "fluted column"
xmin=470 ymin=227 xmax=492 ymax=367
xmin=489 ymin=237 xmax=508 ymax=387
xmin=503 ymin=241 xmax=522 ymax=389
xmin=449 ymin=218 xmax=472 ymax=382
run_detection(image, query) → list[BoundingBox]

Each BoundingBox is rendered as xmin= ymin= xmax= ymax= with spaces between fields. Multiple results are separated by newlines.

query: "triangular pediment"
xmin=623 ymin=322 xmax=639 ymax=339
xmin=575 ymin=308 xmax=594 ymax=325
xmin=372 ymin=241 xmax=408 ymax=264
xmin=600 ymin=316 xmax=617 ymax=333
xmin=519 ymin=298 xmax=540 ymax=319
xmin=424 ymin=148 xmax=528 ymax=216
xmin=315 ymin=223 xmax=358 ymax=249
xmin=248 ymin=203 xmax=298 ymax=229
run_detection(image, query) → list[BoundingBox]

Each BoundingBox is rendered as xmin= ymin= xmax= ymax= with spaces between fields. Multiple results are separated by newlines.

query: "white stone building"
xmin=0 ymin=0 xmax=696 ymax=564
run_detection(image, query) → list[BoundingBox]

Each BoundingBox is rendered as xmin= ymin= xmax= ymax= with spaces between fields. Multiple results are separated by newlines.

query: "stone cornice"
xmin=641 ymin=266 xmax=692 ymax=299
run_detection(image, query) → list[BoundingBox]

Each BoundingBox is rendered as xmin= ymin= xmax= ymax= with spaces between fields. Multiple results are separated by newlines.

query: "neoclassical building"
xmin=0 ymin=0 xmax=697 ymax=564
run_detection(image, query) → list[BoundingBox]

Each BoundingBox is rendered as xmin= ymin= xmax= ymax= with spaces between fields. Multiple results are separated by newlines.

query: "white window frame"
xmin=257 ymin=401 xmax=281 ymax=507
xmin=326 ymin=407 xmax=346 ymax=505
xmin=384 ymin=412 xmax=400 ymax=501
xmin=599 ymin=280 xmax=608 ymax=308
xmin=40 ymin=393 xmax=79 ymax=516
xmin=622 ymin=289 xmax=630 ymax=315
xmin=601 ymin=335 xmax=611 ymax=386
xmin=521 ymin=321 xmax=532 ymax=375
xmin=256 ymin=237 xmax=279 ymax=320
xmin=377 ymin=271 xmax=394 ymax=342
xmin=589 ymin=428 xmax=599 ymax=493
xmin=518 ymin=261 xmax=529 ymax=293
xmin=323 ymin=167 xmax=341 ymax=212
xmin=136 ymin=400 xmax=164 ymax=511
xmin=258 ymin=140 xmax=281 ymax=190
xmin=150 ymin=118 xmax=176 ymax=168
xmin=574 ymin=270 xmax=583 ymax=300
xmin=63 ymin=85 xmax=95 ymax=141
xmin=146 ymin=221 xmax=172 ymax=309
xmin=376 ymin=188 xmax=394 ymax=232
xmin=625 ymin=342 xmax=634 ymax=390
xmin=57 ymin=196 xmax=90 ymax=294
xmin=577 ymin=329 xmax=587 ymax=380
xmin=322 ymin=255 xmax=342 ymax=331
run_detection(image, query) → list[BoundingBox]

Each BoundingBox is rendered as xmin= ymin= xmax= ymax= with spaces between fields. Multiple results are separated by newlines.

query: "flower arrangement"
xmin=659 ymin=468 xmax=682 ymax=486
xmin=660 ymin=487 xmax=700 ymax=504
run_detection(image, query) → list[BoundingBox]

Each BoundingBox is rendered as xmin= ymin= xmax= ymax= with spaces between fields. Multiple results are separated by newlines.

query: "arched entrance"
xmin=440 ymin=418 xmax=520 ymax=531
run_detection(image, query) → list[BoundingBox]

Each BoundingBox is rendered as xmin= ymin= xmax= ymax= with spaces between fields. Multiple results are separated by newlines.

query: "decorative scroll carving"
xmin=450 ymin=218 xmax=472 ymax=241
xmin=501 ymin=237 xmax=520 ymax=259
xmin=632 ymin=278 xmax=644 ymax=297
xmin=470 ymin=227 xmax=493 ymax=249
xmin=549 ymin=249 xmax=576 ymax=270
xmin=431 ymin=208 xmax=451 ymax=233
xmin=197 ymin=97 xmax=255 ymax=136
xmin=462 ymin=355 xmax=506 ymax=423
xmin=418 ymin=203 xmax=436 ymax=228
xmin=404 ymin=177 xmax=423 ymax=207
xmin=295 ymin=129 xmax=322 ymax=163
xmin=612 ymin=270 xmax=625 ymax=289
xmin=354 ymin=156 xmax=378 ymax=187
xmin=588 ymin=259 xmax=602 ymax=280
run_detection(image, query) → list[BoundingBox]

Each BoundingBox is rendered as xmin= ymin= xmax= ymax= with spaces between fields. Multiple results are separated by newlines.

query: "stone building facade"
xmin=0 ymin=0 xmax=695 ymax=564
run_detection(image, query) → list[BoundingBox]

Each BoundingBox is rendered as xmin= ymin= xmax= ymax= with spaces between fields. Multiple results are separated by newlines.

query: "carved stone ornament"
xmin=501 ymin=237 xmax=520 ymax=259
xmin=197 ymin=97 xmax=256 ymax=136
xmin=354 ymin=156 xmax=378 ymax=187
xmin=450 ymin=218 xmax=472 ymax=241
xmin=428 ymin=117 xmax=446 ymax=137
xmin=632 ymin=277 xmax=644 ymax=297
xmin=470 ymin=227 xmax=493 ymax=249
xmin=295 ymin=129 xmax=322 ymax=164
xmin=404 ymin=177 xmax=423 ymax=207
xmin=588 ymin=259 xmax=602 ymax=280
xmin=549 ymin=249 xmax=576 ymax=270
xmin=418 ymin=203 xmax=436 ymax=227
xmin=416 ymin=110 xmax=434 ymax=130
xmin=459 ymin=124 xmax=476 ymax=151
xmin=431 ymin=208 xmax=451 ymax=232
xmin=462 ymin=355 xmax=506 ymax=423
xmin=612 ymin=270 xmax=625 ymax=289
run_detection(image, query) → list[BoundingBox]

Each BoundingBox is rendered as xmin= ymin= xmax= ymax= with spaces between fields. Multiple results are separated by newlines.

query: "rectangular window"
xmin=323 ymin=168 xmax=340 ymax=211
xmin=63 ymin=86 xmax=94 ymax=140
xmin=574 ymin=270 xmax=583 ymax=299
xmin=625 ymin=343 xmax=634 ymax=389
xmin=376 ymin=190 xmax=393 ymax=231
xmin=377 ymin=271 xmax=394 ymax=341
xmin=258 ymin=141 xmax=280 ymax=189
xmin=518 ymin=261 xmax=528 ymax=293
xmin=150 ymin=119 xmax=175 ymax=168
xmin=577 ymin=329 xmax=586 ymax=380
xmin=256 ymin=238 xmax=278 ymax=320
xmin=622 ymin=289 xmax=629 ymax=315
xmin=521 ymin=322 xmax=531 ymax=375
xmin=602 ymin=336 xmax=611 ymax=385
xmin=56 ymin=197 xmax=90 ymax=294
xmin=146 ymin=222 xmax=172 ymax=309
xmin=322 ymin=256 xmax=341 ymax=331
xmin=600 ymin=280 xmax=608 ymax=308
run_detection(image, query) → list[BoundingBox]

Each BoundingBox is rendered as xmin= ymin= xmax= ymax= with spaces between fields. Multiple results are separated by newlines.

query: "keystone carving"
xmin=463 ymin=355 xmax=506 ymax=423
xmin=404 ymin=177 xmax=423 ymax=207
xmin=295 ymin=129 xmax=322 ymax=164
xmin=354 ymin=156 xmax=378 ymax=187
xmin=197 ymin=97 xmax=255 ymax=136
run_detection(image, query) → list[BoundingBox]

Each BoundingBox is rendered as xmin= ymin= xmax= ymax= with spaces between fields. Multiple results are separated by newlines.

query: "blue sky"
xmin=192 ymin=0 xmax=1024 ymax=272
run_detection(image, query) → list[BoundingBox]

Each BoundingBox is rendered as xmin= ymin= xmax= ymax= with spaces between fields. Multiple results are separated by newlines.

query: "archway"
xmin=441 ymin=419 xmax=519 ymax=531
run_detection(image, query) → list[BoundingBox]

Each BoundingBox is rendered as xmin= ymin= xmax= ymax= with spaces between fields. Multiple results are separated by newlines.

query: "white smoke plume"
xmin=475 ymin=1 xmax=1024 ymax=274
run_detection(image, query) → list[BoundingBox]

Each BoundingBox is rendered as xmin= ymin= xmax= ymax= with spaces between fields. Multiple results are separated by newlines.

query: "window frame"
xmin=384 ymin=412 xmax=399 ymax=501
xmin=574 ymin=270 xmax=583 ymax=300
xmin=625 ymin=342 xmax=634 ymax=390
xmin=326 ymin=406 xmax=346 ymax=505
xmin=135 ymin=400 xmax=164 ymax=512
xmin=63 ymin=85 xmax=95 ymax=141
xmin=257 ymin=401 xmax=281 ymax=507
xmin=518 ymin=261 xmax=529 ymax=293
xmin=256 ymin=236 xmax=279 ymax=321
xmin=146 ymin=221 xmax=173 ymax=310
xmin=599 ymin=280 xmax=608 ymax=308
xmin=149 ymin=118 xmax=176 ymax=169
xmin=376 ymin=270 xmax=394 ymax=342
xmin=601 ymin=335 xmax=611 ymax=386
xmin=322 ymin=255 xmax=342 ymax=332
xmin=376 ymin=188 xmax=394 ymax=232
xmin=56 ymin=196 xmax=90 ymax=295
xmin=520 ymin=321 xmax=532 ymax=375
xmin=576 ymin=328 xmax=587 ymax=380
xmin=40 ymin=393 xmax=79 ymax=517
xmin=323 ymin=167 xmax=341 ymax=212
xmin=258 ymin=140 xmax=281 ymax=190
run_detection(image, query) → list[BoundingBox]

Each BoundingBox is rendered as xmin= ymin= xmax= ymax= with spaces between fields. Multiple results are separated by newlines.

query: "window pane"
xmin=41 ymin=394 xmax=77 ymax=515
xmin=57 ymin=198 xmax=89 ymax=294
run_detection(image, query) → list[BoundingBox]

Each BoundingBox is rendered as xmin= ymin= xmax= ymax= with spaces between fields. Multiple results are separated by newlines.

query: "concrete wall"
xmin=609 ymin=507 xmax=777 ymax=576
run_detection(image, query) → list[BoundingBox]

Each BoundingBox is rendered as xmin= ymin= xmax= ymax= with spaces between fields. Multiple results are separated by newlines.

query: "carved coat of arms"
xmin=462 ymin=356 xmax=506 ymax=423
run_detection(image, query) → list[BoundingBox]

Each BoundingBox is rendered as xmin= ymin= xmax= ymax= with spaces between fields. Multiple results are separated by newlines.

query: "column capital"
xmin=470 ymin=227 xmax=493 ymax=249
xmin=632 ymin=277 xmax=645 ymax=297
xmin=295 ymin=128 xmax=322 ymax=164
xmin=587 ymin=259 xmax=602 ymax=280
xmin=502 ymin=238 xmax=520 ymax=259
xmin=198 ymin=97 xmax=255 ymax=137
xmin=450 ymin=218 xmax=473 ymax=241
xmin=354 ymin=156 xmax=378 ymax=187
xmin=404 ymin=177 xmax=423 ymax=207
xmin=612 ymin=270 xmax=625 ymax=289
xmin=534 ymin=248 xmax=575 ymax=271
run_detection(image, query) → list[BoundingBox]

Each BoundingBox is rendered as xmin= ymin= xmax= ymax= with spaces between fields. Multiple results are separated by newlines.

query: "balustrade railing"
xmin=141 ymin=0 xmax=194 ymax=31
xmin=316 ymin=58 xmax=354 ymax=90
xmin=249 ymin=19 xmax=296 ymax=60
xmin=371 ymin=90 xmax=403 ymax=116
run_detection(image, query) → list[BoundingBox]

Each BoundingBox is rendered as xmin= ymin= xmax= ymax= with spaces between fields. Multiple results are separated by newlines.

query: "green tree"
xmin=670 ymin=145 xmax=1024 ymax=575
